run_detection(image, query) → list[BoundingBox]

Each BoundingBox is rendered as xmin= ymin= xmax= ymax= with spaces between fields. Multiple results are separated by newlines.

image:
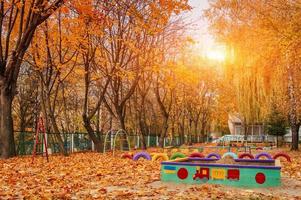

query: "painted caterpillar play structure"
xmin=121 ymin=151 xmax=290 ymax=162
xmin=122 ymin=151 xmax=291 ymax=188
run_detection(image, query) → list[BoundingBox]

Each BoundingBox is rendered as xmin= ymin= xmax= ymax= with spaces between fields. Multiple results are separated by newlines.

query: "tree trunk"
xmin=140 ymin=134 xmax=147 ymax=150
xmin=243 ymin=122 xmax=248 ymax=141
xmin=41 ymin=81 xmax=68 ymax=156
xmin=82 ymin=115 xmax=103 ymax=152
xmin=171 ymin=125 xmax=176 ymax=146
xmin=0 ymin=86 xmax=16 ymax=158
xmin=48 ymin=111 xmax=68 ymax=156
xmin=287 ymin=56 xmax=299 ymax=150
xmin=290 ymin=123 xmax=299 ymax=150
xmin=180 ymin=129 xmax=185 ymax=145
xmin=116 ymin=108 xmax=129 ymax=149
xmin=194 ymin=121 xmax=198 ymax=143
xmin=159 ymin=118 xmax=168 ymax=148
xmin=138 ymin=118 xmax=147 ymax=149
xmin=118 ymin=114 xmax=126 ymax=132
xmin=200 ymin=127 xmax=206 ymax=143
xmin=188 ymin=119 xmax=193 ymax=145
xmin=178 ymin=115 xmax=185 ymax=145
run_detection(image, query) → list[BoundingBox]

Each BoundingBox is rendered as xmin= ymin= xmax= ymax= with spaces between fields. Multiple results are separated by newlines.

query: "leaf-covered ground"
xmin=0 ymin=148 xmax=301 ymax=199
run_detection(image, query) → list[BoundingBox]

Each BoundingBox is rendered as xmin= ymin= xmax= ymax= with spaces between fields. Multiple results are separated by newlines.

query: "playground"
xmin=1 ymin=146 xmax=301 ymax=199
xmin=1 ymin=0 xmax=301 ymax=199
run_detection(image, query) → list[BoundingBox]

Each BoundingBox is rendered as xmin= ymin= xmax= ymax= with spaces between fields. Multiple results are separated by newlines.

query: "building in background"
xmin=228 ymin=114 xmax=264 ymax=136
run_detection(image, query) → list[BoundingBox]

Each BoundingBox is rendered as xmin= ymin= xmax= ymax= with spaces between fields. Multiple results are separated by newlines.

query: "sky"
xmin=184 ymin=0 xmax=219 ymax=54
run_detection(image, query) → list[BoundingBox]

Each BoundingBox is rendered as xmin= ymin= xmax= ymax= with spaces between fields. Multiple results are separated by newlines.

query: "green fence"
xmin=14 ymin=131 xmax=203 ymax=156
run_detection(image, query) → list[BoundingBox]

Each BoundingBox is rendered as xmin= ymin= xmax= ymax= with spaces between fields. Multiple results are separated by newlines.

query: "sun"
xmin=189 ymin=41 xmax=227 ymax=62
xmin=205 ymin=47 xmax=226 ymax=62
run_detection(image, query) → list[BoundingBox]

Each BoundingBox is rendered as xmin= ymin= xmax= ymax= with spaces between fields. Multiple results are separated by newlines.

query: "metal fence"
xmin=212 ymin=134 xmax=276 ymax=144
xmin=15 ymin=132 xmax=93 ymax=155
xmin=14 ymin=131 xmax=203 ymax=155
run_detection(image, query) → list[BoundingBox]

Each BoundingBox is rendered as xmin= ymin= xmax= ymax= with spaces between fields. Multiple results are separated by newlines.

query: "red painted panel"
xmin=227 ymin=169 xmax=240 ymax=180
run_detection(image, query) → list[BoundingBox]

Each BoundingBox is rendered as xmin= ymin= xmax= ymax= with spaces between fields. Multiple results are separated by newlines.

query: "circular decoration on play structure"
xmin=273 ymin=152 xmax=291 ymax=162
xmin=255 ymin=152 xmax=273 ymax=160
xmin=152 ymin=153 xmax=169 ymax=161
xmin=121 ymin=153 xmax=133 ymax=159
xmin=256 ymin=147 xmax=263 ymax=150
xmin=133 ymin=152 xmax=151 ymax=161
xmin=177 ymin=168 xmax=188 ymax=179
xmin=206 ymin=153 xmax=221 ymax=160
xmin=255 ymin=173 xmax=266 ymax=184
xmin=238 ymin=153 xmax=254 ymax=159
xmin=170 ymin=152 xmax=186 ymax=160
xmin=189 ymin=152 xmax=205 ymax=158
xmin=222 ymin=152 xmax=238 ymax=159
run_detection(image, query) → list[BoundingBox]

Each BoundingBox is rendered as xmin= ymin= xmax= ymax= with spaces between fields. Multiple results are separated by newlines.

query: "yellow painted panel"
xmin=211 ymin=168 xmax=226 ymax=180
xmin=164 ymin=170 xmax=176 ymax=174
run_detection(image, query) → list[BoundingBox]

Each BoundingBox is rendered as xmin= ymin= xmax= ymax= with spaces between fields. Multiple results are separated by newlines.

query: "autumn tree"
xmin=0 ymin=0 xmax=64 ymax=158
xmin=101 ymin=0 xmax=190 ymax=134
xmin=27 ymin=9 xmax=78 ymax=155
xmin=60 ymin=0 xmax=112 ymax=152
xmin=205 ymin=0 xmax=301 ymax=149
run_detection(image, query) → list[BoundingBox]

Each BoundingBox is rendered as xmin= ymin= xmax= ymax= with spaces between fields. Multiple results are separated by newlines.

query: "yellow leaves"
xmin=123 ymin=40 xmax=141 ymax=56
xmin=186 ymin=36 xmax=195 ymax=44
xmin=73 ymin=67 xmax=85 ymax=76
xmin=15 ymin=1 xmax=24 ymax=9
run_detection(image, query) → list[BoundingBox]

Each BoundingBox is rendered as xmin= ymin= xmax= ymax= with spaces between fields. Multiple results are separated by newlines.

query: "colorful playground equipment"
xmin=273 ymin=152 xmax=291 ymax=162
xmin=255 ymin=152 xmax=273 ymax=160
xmin=132 ymin=151 xmax=152 ymax=161
xmin=119 ymin=146 xmax=291 ymax=188
xmin=139 ymin=144 xmax=276 ymax=158
xmin=238 ymin=153 xmax=254 ymax=159
xmin=122 ymin=150 xmax=290 ymax=162
xmin=206 ymin=153 xmax=221 ymax=159
xmin=121 ymin=152 xmax=133 ymax=159
xmin=160 ymin=152 xmax=291 ymax=187
xmin=103 ymin=129 xmax=131 ymax=156
xmin=152 ymin=153 xmax=169 ymax=161
xmin=189 ymin=152 xmax=205 ymax=158
xmin=170 ymin=152 xmax=186 ymax=160
xmin=222 ymin=152 xmax=238 ymax=159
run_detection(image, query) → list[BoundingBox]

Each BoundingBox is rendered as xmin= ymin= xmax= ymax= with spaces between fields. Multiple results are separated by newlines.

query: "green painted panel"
xmin=161 ymin=164 xmax=281 ymax=188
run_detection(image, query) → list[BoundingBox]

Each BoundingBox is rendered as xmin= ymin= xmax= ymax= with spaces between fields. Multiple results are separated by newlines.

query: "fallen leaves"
xmin=0 ymin=148 xmax=300 ymax=199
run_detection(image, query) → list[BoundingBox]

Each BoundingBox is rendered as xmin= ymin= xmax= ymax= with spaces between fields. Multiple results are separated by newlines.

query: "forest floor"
xmin=0 ymin=147 xmax=301 ymax=199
